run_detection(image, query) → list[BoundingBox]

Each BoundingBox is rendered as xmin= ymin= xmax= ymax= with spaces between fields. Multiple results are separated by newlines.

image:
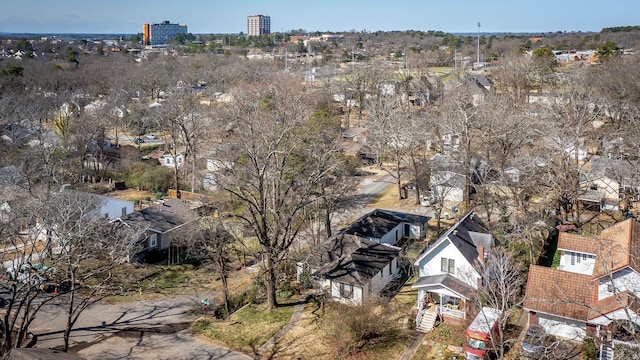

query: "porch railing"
xmin=440 ymin=305 xmax=465 ymax=319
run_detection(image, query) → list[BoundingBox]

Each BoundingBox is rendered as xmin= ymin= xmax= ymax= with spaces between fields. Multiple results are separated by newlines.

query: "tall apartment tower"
xmin=247 ymin=15 xmax=271 ymax=36
xmin=143 ymin=20 xmax=187 ymax=45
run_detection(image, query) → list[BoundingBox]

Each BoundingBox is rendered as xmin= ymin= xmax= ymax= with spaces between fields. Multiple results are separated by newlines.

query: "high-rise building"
xmin=143 ymin=20 xmax=187 ymax=45
xmin=247 ymin=15 xmax=270 ymax=36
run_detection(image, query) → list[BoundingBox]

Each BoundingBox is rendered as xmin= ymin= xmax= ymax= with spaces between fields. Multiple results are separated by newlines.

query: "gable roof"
xmin=523 ymin=265 xmax=593 ymax=321
xmin=558 ymin=232 xmax=598 ymax=255
xmin=594 ymin=219 xmax=640 ymax=277
xmin=308 ymin=233 xmax=400 ymax=286
xmin=558 ymin=218 xmax=640 ymax=278
xmin=119 ymin=199 xmax=199 ymax=233
xmin=415 ymin=211 xmax=492 ymax=266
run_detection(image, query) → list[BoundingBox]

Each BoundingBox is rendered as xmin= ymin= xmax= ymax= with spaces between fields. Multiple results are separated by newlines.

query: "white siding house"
xmin=412 ymin=211 xmax=493 ymax=330
xmin=159 ymin=153 xmax=184 ymax=168
xmin=298 ymin=209 xmax=429 ymax=306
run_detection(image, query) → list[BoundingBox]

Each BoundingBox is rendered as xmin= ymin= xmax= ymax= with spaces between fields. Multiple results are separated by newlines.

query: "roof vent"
xmin=453 ymin=230 xmax=458 ymax=236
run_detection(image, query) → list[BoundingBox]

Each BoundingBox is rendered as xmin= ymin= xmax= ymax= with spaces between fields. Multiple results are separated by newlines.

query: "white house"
xmin=524 ymin=219 xmax=640 ymax=356
xmin=60 ymin=186 xmax=134 ymax=220
xmin=298 ymin=209 xmax=429 ymax=305
xmin=430 ymin=153 xmax=465 ymax=203
xmin=412 ymin=211 xmax=493 ymax=331
xmin=159 ymin=153 xmax=184 ymax=168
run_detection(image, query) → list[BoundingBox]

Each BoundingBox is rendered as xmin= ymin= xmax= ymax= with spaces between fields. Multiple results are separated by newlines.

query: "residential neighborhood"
xmin=1 ymin=7 xmax=640 ymax=360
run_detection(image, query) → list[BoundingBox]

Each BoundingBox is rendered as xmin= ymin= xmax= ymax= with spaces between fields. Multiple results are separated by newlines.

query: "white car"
xmin=421 ymin=195 xmax=436 ymax=207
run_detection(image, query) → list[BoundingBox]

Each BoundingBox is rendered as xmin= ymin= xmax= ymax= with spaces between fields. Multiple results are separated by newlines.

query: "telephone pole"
xmin=477 ymin=22 xmax=481 ymax=65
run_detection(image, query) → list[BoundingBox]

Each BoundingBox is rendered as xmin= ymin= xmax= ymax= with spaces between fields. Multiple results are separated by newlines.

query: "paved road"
xmin=357 ymin=174 xmax=395 ymax=199
xmin=30 ymin=294 xmax=251 ymax=359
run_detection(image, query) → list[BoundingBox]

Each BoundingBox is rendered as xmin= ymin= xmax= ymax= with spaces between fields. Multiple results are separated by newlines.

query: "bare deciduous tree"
xmin=213 ymin=76 xmax=342 ymax=309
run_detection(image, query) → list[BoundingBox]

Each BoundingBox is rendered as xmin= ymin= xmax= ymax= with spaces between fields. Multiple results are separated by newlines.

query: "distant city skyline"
xmin=1 ymin=0 xmax=638 ymax=35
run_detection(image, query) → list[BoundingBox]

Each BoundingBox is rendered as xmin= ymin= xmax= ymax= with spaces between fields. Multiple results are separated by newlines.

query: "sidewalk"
xmin=399 ymin=331 xmax=426 ymax=360
xmin=258 ymin=295 xmax=306 ymax=355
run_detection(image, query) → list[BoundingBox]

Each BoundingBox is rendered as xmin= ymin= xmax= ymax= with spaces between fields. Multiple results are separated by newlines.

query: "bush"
xmin=277 ymin=280 xmax=294 ymax=298
xmin=325 ymin=298 xmax=393 ymax=358
xmin=582 ymin=337 xmax=597 ymax=360
xmin=124 ymin=163 xmax=173 ymax=193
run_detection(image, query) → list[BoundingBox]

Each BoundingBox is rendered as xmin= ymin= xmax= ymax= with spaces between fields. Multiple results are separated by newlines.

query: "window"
xmin=441 ymin=258 xmax=455 ymax=274
xmin=339 ymin=283 xmax=353 ymax=298
xmin=570 ymin=252 xmax=576 ymax=265
xmin=149 ymin=234 xmax=158 ymax=248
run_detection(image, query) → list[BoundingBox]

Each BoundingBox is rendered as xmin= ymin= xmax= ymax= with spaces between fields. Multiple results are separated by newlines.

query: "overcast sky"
xmin=1 ymin=0 xmax=637 ymax=34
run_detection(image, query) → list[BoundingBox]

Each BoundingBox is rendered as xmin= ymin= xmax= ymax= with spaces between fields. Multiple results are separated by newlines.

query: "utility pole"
xmin=477 ymin=21 xmax=481 ymax=66
xmin=454 ymin=48 xmax=457 ymax=71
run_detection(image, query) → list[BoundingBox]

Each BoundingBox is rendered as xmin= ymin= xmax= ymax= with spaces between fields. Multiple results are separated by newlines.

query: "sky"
xmin=1 ymin=0 xmax=638 ymax=35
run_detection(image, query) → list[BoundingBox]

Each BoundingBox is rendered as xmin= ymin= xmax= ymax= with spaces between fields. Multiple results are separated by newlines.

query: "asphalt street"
xmin=30 ymin=294 xmax=251 ymax=359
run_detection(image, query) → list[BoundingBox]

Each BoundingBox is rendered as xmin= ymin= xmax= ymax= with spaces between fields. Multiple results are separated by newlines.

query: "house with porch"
xmin=412 ymin=211 xmax=494 ymax=331
xmin=298 ymin=209 xmax=429 ymax=305
xmin=524 ymin=219 xmax=640 ymax=358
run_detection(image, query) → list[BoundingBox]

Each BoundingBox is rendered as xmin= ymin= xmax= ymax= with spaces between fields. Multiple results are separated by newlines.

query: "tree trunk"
xmin=220 ymin=272 xmax=230 ymax=316
xmin=63 ymin=282 xmax=75 ymax=352
xmin=264 ymin=254 xmax=278 ymax=310
xmin=324 ymin=207 xmax=332 ymax=238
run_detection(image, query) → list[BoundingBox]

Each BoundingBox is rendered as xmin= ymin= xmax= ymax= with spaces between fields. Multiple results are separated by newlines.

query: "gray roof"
xmin=307 ymin=233 xmax=400 ymax=286
xmin=120 ymin=199 xmax=199 ymax=233
xmin=411 ymin=273 xmax=475 ymax=300
xmin=341 ymin=209 xmax=429 ymax=240
xmin=415 ymin=211 xmax=493 ymax=266
xmin=445 ymin=212 xmax=492 ymax=264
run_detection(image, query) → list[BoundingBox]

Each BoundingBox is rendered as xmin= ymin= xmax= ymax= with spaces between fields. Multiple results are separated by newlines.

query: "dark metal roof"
xmin=307 ymin=233 xmax=400 ymax=286
xmin=341 ymin=209 xmax=429 ymax=240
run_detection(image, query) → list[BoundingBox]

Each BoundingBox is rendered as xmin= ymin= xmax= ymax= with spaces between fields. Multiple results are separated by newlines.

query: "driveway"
xmin=30 ymin=294 xmax=251 ymax=359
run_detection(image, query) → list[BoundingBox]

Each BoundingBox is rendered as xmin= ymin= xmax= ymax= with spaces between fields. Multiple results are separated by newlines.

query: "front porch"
xmin=412 ymin=274 xmax=474 ymax=332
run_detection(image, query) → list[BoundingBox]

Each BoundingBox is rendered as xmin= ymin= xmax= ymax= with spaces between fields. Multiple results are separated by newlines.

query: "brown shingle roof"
xmin=588 ymin=291 xmax=640 ymax=320
xmin=555 ymin=219 xmax=640 ymax=278
xmin=524 ymin=265 xmax=593 ymax=321
xmin=558 ymin=232 xmax=598 ymax=255
xmin=593 ymin=219 xmax=640 ymax=277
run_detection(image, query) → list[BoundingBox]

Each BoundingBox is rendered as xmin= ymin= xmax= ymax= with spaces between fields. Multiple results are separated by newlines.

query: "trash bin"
xmin=445 ymin=214 xmax=449 ymax=220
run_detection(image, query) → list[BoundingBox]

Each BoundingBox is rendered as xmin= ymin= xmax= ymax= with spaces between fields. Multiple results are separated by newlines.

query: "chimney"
xmin=478 ymin=244 xmax=484 ymax=261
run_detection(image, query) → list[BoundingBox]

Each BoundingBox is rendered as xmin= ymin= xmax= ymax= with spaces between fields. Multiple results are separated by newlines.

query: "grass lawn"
xmin=266 ymin=276 xmax=419 ymax=360
xmin=193 ymin=297 xmax=296 ymax=355
xmin=103 ymin=261 xmax=255 ymax=304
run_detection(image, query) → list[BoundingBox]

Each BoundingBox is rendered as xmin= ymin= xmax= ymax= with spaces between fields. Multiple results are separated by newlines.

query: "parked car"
xmin=3 ymin=263 xmax=58 ymax=286
xmin=520 ymin=324 xmax=557 ymax=358
xmin=144 ymin=134 xmax=158 ymax=140
xmin=420 ymin=194 xmax=437 ymax=207
xmin=133 ymin=137 xmax=145 ymax=144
